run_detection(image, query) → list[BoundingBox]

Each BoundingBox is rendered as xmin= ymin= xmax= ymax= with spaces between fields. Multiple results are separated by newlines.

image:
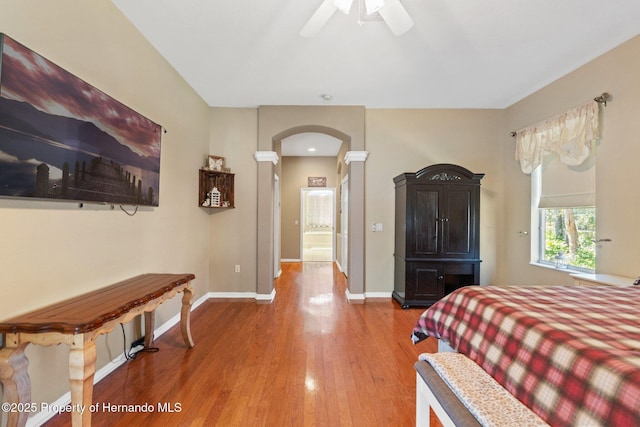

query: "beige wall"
xmin=208 ymin=108 xmax=259 ymax=292
xmin=0 ymin=0 xmax=210 ymax=412
xmin=280 ymin=156 xmax=338 ymax=260
xmin=364 ymin=35 xmax=640 ymax=291
xmin=501 ymin=34 xmax=640 ymax=285
xmin=364 ymin=109 xmax=505 ymax=293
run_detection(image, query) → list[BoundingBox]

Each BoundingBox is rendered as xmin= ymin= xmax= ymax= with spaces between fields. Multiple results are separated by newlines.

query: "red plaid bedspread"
xmin=412 ymin=285 xmax=640 ymax=426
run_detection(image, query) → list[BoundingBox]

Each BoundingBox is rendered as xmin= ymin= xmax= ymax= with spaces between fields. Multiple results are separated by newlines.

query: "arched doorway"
xmin=255 ymin=106 xmax=367 ymax=301
xmin=280 ymin=132 xmax=343 ymax=266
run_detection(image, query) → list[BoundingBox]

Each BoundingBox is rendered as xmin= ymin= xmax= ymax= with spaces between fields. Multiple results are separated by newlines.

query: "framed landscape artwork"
xmin=0 ymin=33 xmax=163 ymax=206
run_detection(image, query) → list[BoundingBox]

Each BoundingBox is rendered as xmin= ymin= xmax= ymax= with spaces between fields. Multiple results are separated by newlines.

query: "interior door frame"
xmin=300 ymin=187 xmax=336 ymax=262
xmin=341 ymin=175 xmax=349 ymax=276
xmin=274 ymin=173 xmax=281 ymax=278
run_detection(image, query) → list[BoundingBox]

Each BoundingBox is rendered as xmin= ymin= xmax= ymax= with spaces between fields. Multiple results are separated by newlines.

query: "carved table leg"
xmin=180 ymin=284 xmax=195 ymax=348
xmin=68 ymin=338 xmax=96 ymax=427
xmin=0 ymin=339 xmax=30 ymax=427
xmin=144 ymin=311 xmax=155 ymax=348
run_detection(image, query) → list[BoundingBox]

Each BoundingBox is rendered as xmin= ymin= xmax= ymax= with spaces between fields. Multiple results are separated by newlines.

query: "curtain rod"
xmin=510 ymin=92 xmax=610 ymax=138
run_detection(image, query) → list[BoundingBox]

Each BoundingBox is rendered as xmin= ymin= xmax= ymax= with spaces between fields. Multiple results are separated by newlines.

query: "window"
xmin=540 ymin=207 xmax=596 ymax=270
xmin=516 ymin=100 xmax=601 ymax=272
xmin=531 ymin=153 xmax=596 ymax=272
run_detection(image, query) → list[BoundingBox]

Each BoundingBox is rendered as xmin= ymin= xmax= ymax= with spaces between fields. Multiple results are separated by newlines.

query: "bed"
xmin=411 ymin=285 xmax=640 ymax=426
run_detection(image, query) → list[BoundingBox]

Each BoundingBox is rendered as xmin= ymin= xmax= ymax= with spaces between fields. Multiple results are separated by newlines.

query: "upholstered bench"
xmin=415 ymin=352 xmax=548 ymax=427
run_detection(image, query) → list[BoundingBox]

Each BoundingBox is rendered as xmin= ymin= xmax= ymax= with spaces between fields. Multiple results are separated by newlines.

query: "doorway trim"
xmin=300 ymin=187 xmax=336 ymax=262
xmin=274 ymin=173 xmax=281 ymax=278
xmin=340 ymin=174 xmax=349 ymax=276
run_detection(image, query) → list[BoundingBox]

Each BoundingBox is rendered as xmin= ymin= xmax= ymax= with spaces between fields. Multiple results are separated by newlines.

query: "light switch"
xmin=372 ymin=223 xmax=383 ymax=232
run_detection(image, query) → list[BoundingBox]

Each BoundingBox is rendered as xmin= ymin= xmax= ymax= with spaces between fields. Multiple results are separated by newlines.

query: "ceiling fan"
xmin=300 ymin=0 xmax=414 ymax=38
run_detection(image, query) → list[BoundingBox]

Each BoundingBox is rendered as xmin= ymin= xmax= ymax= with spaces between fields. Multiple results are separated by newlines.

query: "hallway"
xmin=45 ymin=262 xmax=436 ymax=426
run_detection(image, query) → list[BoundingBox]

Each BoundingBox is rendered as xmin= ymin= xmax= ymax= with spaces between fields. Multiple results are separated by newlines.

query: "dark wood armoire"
xmin=393 ymin=164 xmax=484 ymax=308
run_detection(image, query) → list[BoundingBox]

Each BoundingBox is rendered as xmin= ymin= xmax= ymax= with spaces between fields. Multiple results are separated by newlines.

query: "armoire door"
xmin=441 ymin=185 xmax=476 ymax=258
xmin=411 ymin=186 xmax=440 ymax=257
xmin=407 ymin=262 xmax=443 ymax=302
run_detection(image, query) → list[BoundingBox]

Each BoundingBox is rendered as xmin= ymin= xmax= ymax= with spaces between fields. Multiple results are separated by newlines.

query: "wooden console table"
xmin=0 ymin=273 xmax=196 ymax=427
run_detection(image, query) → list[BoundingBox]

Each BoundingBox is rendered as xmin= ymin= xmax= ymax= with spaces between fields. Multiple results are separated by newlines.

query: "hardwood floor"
xmin=45 ymin=262 xmax=438 ymax=426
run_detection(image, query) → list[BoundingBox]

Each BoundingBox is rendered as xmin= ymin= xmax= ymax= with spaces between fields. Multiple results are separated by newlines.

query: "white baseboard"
xmin=207 ymin=291 xmax=257 ymax=299
xmin=255 ymin=288 xmax=276 ymax=303
xmin=364 ymin=292 xmax=392 ymax=298
xmin=345 ymin=289 xmax=365 ymax=301
xmin=281 ymin=258 xmax=301 ymax=262
xmin=345 ymin=290 xmax=391 ymax=301
xmin=206 ymin=290 xmax=276 ymax=302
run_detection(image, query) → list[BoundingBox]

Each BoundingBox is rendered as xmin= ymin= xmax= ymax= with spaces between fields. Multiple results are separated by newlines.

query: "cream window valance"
xmin=514 ymin=101 xmax=600 ymax=174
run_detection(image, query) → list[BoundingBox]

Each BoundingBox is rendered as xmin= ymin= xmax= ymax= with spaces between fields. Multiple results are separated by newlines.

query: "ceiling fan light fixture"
xmin=301 ymin=0 xmax=412 ymax=38
xmin=364 ymin=0 xmax=385 ymax=15
xmin=334 ymin=0 xmax=354 ymax=15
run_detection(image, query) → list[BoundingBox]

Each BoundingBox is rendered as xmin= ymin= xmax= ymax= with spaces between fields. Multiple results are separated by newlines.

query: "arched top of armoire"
xmin=394 ymin=163 xmax=484 ymax=185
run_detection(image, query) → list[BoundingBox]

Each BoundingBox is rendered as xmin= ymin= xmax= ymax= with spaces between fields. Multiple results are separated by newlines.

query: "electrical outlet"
xmin=235 ymin=265 xmax=240 ymax=273
xmin=130 ymin=337 xmax=144 ymax=350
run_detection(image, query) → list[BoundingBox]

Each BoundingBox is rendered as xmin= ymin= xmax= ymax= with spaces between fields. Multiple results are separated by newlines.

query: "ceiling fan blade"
xmin=300 ymin=0 xmax=339 ymax=38
xmin=334 ymin=0 xmax=354 ymax=14
xmin=378 ymin=0 xmax=414 ymax=36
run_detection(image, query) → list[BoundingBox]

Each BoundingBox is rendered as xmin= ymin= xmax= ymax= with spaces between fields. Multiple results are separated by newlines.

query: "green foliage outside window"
xmin=542 ymin=207 xmax=596 ymax=270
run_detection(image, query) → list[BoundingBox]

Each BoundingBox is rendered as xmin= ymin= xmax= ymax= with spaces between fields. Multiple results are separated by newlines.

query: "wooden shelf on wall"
xmin=198 ymin=169 xmax=235 ymax=209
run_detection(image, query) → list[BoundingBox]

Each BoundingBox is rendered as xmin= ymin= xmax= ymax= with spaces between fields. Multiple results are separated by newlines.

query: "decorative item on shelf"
xmin=207 ymin=155 xmax=225 ymax=172
xmin=223 ymin=167 xmax=231 ymax=173
xmin=554 ymin=252 xmax=568 ymax=269
xmin=202 ymin=187 xmax=221 ymax=207
xmin=222 ymin=201 xmax=230 ymax=208
xmin=208 ymin=187 xmax=221 ymax=207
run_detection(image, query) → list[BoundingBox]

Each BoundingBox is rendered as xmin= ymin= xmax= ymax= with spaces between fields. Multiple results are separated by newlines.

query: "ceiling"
xmin=281 ymin=132 xmax=343 ymax=156
xmin=111 ymin=0 xmax=640 ymax=110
